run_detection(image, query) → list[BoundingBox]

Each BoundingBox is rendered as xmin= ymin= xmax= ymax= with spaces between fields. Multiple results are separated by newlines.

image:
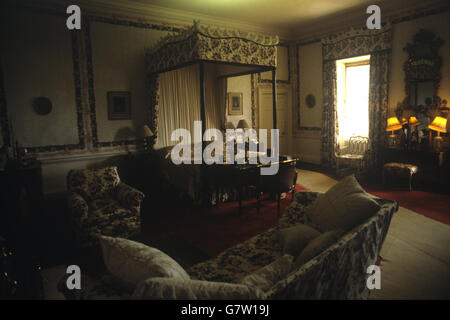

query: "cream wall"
xmin=293 ymin=41 xmax=323 ymax=164
xmin=2 ymin=10 xmax=79 ymax=148
xmin=90 ymin=22 xmax=169 ymax=143
xmin=298 ymin=42 xmax=323 ymax=128
xmin=226 ymin=75 xmax=253 ymax=128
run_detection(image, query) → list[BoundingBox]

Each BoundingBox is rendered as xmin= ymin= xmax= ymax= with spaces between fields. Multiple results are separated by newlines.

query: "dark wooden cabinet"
xmin=0 ymin=160 xmax=44 ymax=299
xmin=382 ymin=147 xmax=450 ymax=191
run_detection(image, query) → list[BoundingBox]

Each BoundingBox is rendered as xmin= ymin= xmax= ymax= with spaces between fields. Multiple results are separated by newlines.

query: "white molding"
xmin=39 ymin=150 xmax=131 ymax=165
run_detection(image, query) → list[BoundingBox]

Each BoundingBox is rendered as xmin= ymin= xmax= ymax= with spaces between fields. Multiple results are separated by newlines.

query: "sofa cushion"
xmin=186 ymin=227 xmax=282 ymax=284
xmin=132 ymin=277 xmax=266 ymax=300
xmin=99 ymin=236 xmax=190 ymax=288
xmin=294 ymin=229 xmax=344 ymax=268
xmin=279 ymin=224 xmax=321 ymax=256
xmin=306 ymin=175 xmax=380 ymax=232
xmin=239 ymin=254 xmax=294 ymax=292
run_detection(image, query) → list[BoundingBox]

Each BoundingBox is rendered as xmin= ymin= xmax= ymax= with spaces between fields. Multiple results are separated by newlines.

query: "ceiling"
xmin=34 ymin=0 xmax=450 ymax=39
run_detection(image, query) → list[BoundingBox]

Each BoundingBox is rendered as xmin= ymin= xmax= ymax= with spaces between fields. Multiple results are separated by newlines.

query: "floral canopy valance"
xmin=322 ymin=23 xmax=392 ymax=61
xmin=146 ymin=21 xmax=279 ymax=75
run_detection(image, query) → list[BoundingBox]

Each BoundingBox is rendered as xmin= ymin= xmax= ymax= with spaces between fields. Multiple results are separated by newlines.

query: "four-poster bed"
xmin=145 ymin=21 xmax=281 ymax=205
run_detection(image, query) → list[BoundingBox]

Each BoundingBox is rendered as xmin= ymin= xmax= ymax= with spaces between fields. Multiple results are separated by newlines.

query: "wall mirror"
xmin=398 ymin=29 xmax=444 ymax=115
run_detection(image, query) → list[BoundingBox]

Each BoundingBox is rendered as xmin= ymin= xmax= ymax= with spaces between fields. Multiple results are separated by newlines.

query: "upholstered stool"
xmin=382 ymin=162 xmax=419 ymax=191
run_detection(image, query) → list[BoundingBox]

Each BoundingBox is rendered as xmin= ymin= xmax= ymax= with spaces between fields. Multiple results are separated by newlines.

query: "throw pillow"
xmin=99 ymin=236 xmax=190 ymax=288
xmin=278 ymin=224 xmax=321 ymax=256
xmin=306 ymin=175 xmax=380 ymax=232
xmin=294 ymin=229 xmax=344 ymax=268
xmin=132 ymin=277 xmax=267 ymax=300
xmin=240 ymin=254 xmax=294 ymax=291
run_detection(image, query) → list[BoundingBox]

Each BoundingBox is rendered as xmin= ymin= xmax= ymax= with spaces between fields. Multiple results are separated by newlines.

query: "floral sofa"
xmin=58 ymin=188 xmax=397 ymax=300
xmin=67 ymin=166 xmax=145 ymax=248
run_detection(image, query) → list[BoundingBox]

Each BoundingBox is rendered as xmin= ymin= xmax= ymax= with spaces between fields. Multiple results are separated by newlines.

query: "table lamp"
xmin=224 ymin=122 xmax=235 ymax=130
xmin=386 ymin=117 xmax=402 ymax=147
xmin=428 ymin=116 xmax=447 ymax=151
xmin=408 ymin=116 xmax=420 ymax=127
xmin=140 ymin=125 xmax=154 ymax=152
xmin=236 ymin=119 xmax=250 ymax=129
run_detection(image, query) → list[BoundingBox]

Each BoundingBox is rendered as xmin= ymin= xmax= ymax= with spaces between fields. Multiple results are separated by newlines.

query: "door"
xmin=258 ymin=86 xmax=291 ymax=155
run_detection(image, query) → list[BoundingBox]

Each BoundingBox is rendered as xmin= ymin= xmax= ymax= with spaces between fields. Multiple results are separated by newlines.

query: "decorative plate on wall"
xmin=305 ymin=94 xmax=316 ymax=108
xmin=33 ymin=97 xmax=52 ymax=115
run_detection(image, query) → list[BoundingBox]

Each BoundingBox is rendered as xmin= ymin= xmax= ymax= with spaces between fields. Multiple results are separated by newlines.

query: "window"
xmin=336 ymin=55 xmax=370 ymax=146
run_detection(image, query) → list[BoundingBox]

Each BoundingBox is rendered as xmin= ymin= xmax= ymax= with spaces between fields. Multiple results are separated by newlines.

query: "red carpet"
xmin=322 ymin=172 xmax=450 ymax=226
xmin=363 ymin=186 xmax=450 ymax=226
xmin=147 ymin=184 xmax=307 ymax=257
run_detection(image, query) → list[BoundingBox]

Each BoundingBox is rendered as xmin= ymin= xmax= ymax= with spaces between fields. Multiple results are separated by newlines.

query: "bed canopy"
xmin=146 ymin=21 xmax=280 ymax=147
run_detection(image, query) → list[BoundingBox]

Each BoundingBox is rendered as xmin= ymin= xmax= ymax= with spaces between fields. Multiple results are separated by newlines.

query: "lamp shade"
xmin=224 ymin=122 xmax=235 ymax=129
xmin=140 ymin=125 xmax=154 ymax=137
xmin=401 ymin=117 xmax=408 ymax=125
xmin=236 ymin=119 xmax=250 ymax=129
xmin=428 ymin=116 xmax=447 ymax=133
xmin=408 ymin=116 xmax=420 ymax=127
xmin=386 ymin=117 xmax=402 ymax=132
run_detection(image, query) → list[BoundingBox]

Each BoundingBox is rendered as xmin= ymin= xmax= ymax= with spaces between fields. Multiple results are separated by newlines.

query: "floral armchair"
xmin=67 ymin=166 xmax=145 ymax=248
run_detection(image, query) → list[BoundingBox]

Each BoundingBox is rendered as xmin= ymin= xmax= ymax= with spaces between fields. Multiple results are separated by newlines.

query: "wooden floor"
xmin=298 ymin=169 xmax=450 ymax=299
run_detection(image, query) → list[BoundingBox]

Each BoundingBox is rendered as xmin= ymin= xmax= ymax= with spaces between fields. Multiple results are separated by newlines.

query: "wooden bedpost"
xmin=272 ymin=69 xmax=277 ymax=129
xmin=199 ymin=62 xmax=207 ymax=144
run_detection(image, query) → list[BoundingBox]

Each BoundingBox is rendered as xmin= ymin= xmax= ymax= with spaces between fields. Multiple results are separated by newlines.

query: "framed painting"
xmin=107 ymin=91 xmax=131 ymax=120
xmin=227 ymin=92 xmax=243 ymax=116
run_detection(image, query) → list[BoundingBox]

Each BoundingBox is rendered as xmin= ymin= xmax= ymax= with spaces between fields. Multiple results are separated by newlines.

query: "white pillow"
xmin=240 ymin=255 xmax=294 ymax=291
xmin=132 ymin=277 xmax=266 ymax=300
xmin=99 ymin=236 xmax=190 ymax=288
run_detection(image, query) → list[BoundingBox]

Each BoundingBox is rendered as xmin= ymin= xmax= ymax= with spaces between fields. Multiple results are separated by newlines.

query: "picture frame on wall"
xmin=107 ymin=91 xmax=131 ymax=120
xmin=227 ymin=92 xmax=243 ymax=116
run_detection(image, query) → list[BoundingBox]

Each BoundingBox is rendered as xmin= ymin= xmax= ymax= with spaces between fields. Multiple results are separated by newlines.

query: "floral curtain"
xmin=368 ymin=50 xmax=390 ymax=170
xmin=321 ymin=61 xmax=338 ymax=167
xmin=321 ymin=25 xmax=392 ymax=170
